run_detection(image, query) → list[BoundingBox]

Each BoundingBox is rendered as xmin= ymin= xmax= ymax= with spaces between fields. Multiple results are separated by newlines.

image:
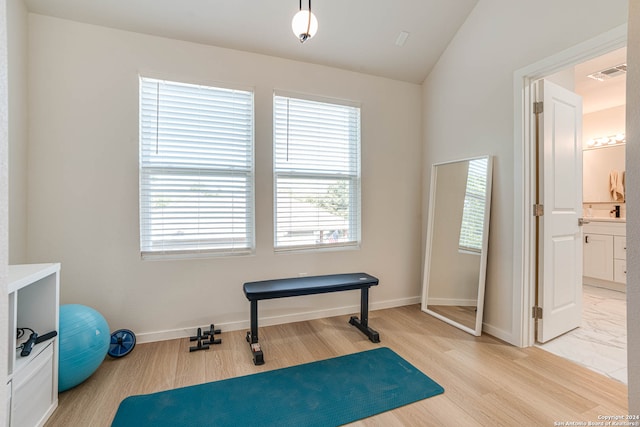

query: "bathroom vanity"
xmin=583 ymin=218 xmax=626 ymax=291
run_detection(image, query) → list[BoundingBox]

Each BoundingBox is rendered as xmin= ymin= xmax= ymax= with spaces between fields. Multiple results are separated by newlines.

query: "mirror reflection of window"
xmin=458 ymin=158 xmax=488 ymax=254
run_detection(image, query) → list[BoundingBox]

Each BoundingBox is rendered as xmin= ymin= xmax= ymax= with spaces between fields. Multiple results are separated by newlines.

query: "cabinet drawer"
xmin=614 ymin=259 xmax=627 ymax=284
xmin=11 ymin=341 xmax=55 ymax=427
xmin=614 ymin=236 xmax=627 ymax=260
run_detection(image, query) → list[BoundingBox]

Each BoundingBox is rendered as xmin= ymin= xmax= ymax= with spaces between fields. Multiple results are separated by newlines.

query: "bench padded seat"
xmin=243 ymin=272 xmax=378 ymax=301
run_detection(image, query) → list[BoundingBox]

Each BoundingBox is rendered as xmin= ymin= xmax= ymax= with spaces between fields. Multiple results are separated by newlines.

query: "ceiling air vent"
xmin=587 ymin=63 xmax=627 ymax=81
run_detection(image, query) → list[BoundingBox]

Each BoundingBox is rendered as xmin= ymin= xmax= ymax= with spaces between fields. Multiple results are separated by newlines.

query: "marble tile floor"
xmin=537 ymin=284 xmax=627 ymax=384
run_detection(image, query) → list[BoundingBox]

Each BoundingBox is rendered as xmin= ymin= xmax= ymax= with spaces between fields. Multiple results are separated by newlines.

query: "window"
xmin=274 ymin=94 xmax=361 ymax=250
xmin=139 ymin=77 xmax=254 ymax=258
xmin=458 ymin=158 xmax=488 ymax=253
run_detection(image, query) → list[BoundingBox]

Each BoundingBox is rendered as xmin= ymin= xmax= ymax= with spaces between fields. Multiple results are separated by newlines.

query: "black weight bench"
xmin=243 ymin=273 xmax=380 ymax=365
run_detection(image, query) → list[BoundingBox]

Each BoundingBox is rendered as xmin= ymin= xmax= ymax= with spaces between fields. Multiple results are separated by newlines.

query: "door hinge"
xmin=533 ymin=101 xmax=544 ymax=114
xmin=532 ymin=306 xmax=543 ymax=319
xmin=533 ymin=204 xmax=544 ymax=217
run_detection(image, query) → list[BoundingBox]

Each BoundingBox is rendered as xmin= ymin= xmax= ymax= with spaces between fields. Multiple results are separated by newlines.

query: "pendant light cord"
xmin=306 ymin=0 xmax=312 ymax=36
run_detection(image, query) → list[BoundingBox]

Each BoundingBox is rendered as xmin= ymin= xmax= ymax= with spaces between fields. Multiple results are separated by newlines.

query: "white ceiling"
xmin=23 ymin=0 xmax=479 ymax=84
xmin=574 ymin=47 xmax=627 ymax=114
xmin=22 ymin=0 xmax=627 ymax=110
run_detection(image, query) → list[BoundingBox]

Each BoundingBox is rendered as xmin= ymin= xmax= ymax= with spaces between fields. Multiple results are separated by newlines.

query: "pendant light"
xmin=292 ymin=0 xmax=318 ymax=43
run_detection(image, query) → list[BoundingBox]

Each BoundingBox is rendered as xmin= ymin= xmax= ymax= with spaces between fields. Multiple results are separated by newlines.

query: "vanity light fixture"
xmin=292 ymin=0 xmax=318 ymax=43
xmin=586 ymin=133 xmax=626 ymax=148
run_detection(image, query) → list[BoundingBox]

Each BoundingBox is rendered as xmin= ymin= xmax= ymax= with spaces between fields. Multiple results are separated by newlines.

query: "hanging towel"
xmin=609 ymin=170 xmax=625 ymax=201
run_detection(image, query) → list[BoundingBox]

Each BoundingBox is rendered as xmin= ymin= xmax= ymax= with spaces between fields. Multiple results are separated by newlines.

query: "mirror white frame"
xmin=420 ymin=155 xmax=493 ymax=336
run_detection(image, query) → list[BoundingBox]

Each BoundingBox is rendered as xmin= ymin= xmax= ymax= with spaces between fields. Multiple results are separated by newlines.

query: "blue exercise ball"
xmin=58 ymin=304 xmax=110 ymax=392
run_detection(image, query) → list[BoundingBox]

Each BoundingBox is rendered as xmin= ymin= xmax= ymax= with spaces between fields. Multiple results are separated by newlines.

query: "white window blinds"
xmin=274 ymin=94 xmax=361 ymax=250
xmin=458 ymin=158 xmax=488 ymax=253
xmin=139 ymin=77 xmax=254 ymax=258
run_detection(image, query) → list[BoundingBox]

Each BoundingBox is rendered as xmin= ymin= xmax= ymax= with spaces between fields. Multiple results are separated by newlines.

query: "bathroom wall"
xmin=582 ymin=105 xmax=626 ymax=218
xmin=583 ymin=105 xmax=626 ymax=145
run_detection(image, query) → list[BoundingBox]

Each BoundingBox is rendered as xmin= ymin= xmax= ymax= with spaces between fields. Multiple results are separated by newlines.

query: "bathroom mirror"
xmin=583 ymin=144 xmax=625 ymax=203
xmin=421 ymin=156 xmax=493 ymax=336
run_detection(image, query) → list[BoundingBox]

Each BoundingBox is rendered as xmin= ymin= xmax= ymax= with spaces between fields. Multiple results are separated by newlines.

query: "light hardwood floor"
xmin=427 ymin=305 xmax=476 ymax=330
xmin=45 ymin=305 xmax=628 ymax=426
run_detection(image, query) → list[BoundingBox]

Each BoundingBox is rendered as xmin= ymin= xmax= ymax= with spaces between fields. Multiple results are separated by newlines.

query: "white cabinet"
xmin=583 ymin=233 xmax=613 ymax=281
xmin=583 ymin=221 xmax=626 ymax=290
xmin=7 ymin=263 xmax=60 ymax=427
xmin=613 ymin=236 xmax=627 ymax=283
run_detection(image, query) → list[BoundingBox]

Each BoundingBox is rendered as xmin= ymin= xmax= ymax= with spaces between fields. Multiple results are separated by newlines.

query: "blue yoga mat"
xmin=111 ymin=347 xmax=444 ymax=427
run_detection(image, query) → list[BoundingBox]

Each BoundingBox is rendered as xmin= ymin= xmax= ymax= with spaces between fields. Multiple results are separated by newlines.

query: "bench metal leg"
xmin=348 ymin=287 xmax=380 ymax=343
xmin=250 ymin=300 xmax=259 ymax=343
xmin=245 ymin=300 xmax=264 ymax=365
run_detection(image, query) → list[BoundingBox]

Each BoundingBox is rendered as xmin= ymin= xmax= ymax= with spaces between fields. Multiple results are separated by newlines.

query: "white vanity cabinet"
xmin=583 ymin=221 xmax=626 ymax=290
xmin=7 ymin=263 xmax=60 ymax=427
xmin=613 ymin=236 xmax=627 ymax=283
xmin=583 ymin=233 xmax=614 ymax=281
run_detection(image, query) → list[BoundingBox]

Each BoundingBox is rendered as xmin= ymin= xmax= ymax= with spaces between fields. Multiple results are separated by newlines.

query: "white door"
xmin=537 ymin=79 xmax=583 ymax=343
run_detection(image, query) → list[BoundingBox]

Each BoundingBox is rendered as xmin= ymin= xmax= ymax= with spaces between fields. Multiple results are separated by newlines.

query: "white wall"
xmin=422 ymin=0 xmax=628 ymax=343
xmin=25 ymin=15 xmax=423 ymax=340
xmin=626 ymin=0 xmax=639 ymax=413
xmin=0 ymin=0 xmax=8 ymax=422
xmin=7 ymin=0 xmax=28 ymax=265
xmin=546 ymin=67 xmax=575 ymax=91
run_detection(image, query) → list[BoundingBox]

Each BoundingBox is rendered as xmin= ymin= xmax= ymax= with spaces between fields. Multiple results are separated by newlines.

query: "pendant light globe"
xmin=292 ymin=9 xmax=318 ymax=43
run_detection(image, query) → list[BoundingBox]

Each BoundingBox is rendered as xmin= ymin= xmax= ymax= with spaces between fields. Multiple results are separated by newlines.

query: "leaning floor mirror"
xmin=421 ymin=156 xmax=493 ymax=336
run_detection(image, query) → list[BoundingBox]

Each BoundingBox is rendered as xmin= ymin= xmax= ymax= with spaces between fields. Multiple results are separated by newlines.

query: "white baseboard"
xmin=481 ymin=322 xmax=513 ymax=344
xmin=583 ymin=277 xmax=625 ymax=293
xmin=427 ymin=298 xmax=477 ymax=306
xmin=136 ymin=295 xmax=421 ymax=344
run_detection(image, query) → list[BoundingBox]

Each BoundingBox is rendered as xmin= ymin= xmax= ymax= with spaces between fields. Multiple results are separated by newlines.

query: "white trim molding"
xmin=512 ymin=24 xmax=627 ymax=347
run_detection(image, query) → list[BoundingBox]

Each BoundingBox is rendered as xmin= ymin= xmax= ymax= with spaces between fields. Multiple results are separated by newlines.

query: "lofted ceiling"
xmin=22 ymin=0 xmax=626 ymax=108
xmin=24 ymin=0 xmax=479 ymax=85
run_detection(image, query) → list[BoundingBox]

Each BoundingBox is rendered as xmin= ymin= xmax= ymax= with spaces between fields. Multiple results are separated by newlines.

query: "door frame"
xmin=512 ymin=24 xmax=627 ymax=347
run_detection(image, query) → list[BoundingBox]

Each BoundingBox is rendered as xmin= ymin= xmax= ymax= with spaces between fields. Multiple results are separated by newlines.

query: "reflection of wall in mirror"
xmin=428 ymin=161 xmax=481 ymax=305
xmin=582 ymin=104 xmax=626 ymax=204
xmin=583 ymin=144 xmax=625 ymax=203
